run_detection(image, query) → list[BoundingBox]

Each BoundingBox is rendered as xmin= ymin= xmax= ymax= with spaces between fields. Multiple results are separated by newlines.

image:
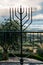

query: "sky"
xmin=0 ymin=0 xmax=43 ymax=8
xmin=0 ymin=0 xmax=43 ymax=31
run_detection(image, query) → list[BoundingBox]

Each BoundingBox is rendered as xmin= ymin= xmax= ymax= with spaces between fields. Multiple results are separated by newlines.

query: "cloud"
xmin=0 ymin=0 xmax=43 ymax=8
xmin=0 ymin=8 xmax=9 ymax=16
xmin=32 ymin=14 xmax=43 ymax=20
xmin=29 ymin=25 xmax=43 ymax=30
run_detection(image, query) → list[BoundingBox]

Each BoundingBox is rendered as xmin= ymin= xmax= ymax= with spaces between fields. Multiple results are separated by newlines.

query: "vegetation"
xmin=37 ymin=48 xmax=43 ymax=57
xmin=0 ymin=20 xmax=20 ymax=60
xmin=0 ymin=20 xmax=43 ymax=61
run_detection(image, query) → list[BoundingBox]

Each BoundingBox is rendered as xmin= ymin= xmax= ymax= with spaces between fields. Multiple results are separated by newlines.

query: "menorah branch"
xmin=22 ymin=8 xmax=27 ymax=20
xmin=9 ymin=8 xmax=11 ymax=22
xmin=23 ymin=7 xmax=32 ymax=31
xmin=22 ymin=8 xmax=24 ymax=14
xmin=17 ymin=8 xmax=20 ymax=14
xmin=23 ymin=21 xmax=32 ymax=31
xmin=22 ymin=18 xmax=30 ymax=26
xmin=15 ymin=8 xmax=20 ymax=20
xmin=14 ymin=20 xmax=20 ymax=26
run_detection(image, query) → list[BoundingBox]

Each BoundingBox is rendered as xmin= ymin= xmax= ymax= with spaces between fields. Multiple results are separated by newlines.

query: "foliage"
xmin=28 ymin=54 xmax=43 ymax=61
xmin=37 ymin=48 xmax=43 ymax=57
xmin=0 ymin=20 xmax=20 ymax=60
xmin=0 ymin=20 xmax=20 ymax=48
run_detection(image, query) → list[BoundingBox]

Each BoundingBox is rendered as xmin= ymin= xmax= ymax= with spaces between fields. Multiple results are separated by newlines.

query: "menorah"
xmin=9 ymin=6 xmax=32 ymax=65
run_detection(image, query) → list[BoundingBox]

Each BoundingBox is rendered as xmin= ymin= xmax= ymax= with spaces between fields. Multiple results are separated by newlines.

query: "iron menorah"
xmin=9 ymin=6 xmax=33 ymax=65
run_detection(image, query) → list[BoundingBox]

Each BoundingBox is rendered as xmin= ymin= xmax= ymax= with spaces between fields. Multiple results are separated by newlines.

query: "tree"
xmin=0 ymin=20 xmax=20 ymax=60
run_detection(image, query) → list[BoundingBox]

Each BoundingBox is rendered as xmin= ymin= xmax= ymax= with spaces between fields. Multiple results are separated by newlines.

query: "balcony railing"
xmin=0 ymin=62 xmax=43 ymax=65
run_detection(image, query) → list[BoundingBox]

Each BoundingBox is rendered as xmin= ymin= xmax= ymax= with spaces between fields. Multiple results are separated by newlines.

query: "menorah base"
xmin=20 ymin=58 xmax=23 ymax=65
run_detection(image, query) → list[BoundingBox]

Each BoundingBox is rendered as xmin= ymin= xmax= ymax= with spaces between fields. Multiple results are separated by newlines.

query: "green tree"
xmin=0 ymin=20 xmax=20 ymax=60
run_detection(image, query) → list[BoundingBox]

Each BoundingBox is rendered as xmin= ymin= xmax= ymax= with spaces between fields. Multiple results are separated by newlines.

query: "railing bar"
xmin=0 ymin=31 xmax=43 ymax=33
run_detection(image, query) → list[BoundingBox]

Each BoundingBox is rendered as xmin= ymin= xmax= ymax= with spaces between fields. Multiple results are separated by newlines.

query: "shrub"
xmin=37 ymin=48 xmax=43 ymax=57
xmin=27 ymin=54 xmax=43 ymax=61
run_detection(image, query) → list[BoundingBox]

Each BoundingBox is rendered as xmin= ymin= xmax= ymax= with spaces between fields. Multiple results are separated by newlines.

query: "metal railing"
xmin=0 ymin=62 xmax=43 ymax=65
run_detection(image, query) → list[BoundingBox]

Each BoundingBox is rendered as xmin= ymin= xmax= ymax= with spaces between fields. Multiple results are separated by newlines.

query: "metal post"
xmin=32 ymin=32 xmax=34 ymax=53
xmin=20 ymin=6 xmax=23 ymax=65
